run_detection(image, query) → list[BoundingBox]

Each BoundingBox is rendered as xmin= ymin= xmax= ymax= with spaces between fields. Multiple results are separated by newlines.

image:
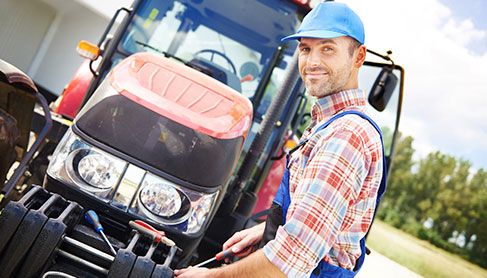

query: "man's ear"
xmin=355 ymin=45 xmax=367 ymax=68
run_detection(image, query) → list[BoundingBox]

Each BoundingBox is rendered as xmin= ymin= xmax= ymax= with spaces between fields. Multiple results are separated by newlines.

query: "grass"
xmin=367 ymin=220 xmax=487 ymax=278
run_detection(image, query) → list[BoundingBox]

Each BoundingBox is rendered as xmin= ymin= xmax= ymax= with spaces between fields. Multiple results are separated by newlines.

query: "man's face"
xmin=298 ymin=37 xmax=359 ymax=98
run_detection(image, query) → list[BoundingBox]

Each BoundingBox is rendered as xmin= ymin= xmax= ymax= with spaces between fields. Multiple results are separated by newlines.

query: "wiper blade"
xmin=135 ymin=41 xmax=187 ymax=64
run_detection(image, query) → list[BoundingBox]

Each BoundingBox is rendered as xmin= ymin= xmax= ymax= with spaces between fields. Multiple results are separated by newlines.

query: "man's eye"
xmin=300 ymin=47 xmax=310 ymax=53
xmin=323 ymin=47 xmax=333 ymax=52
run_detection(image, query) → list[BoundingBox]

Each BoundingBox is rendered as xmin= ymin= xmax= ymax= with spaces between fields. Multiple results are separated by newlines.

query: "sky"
xmin=87 ymin=0 xmax=487 ymax=170
xmin=343 ymin=0 xmax=487 ymax=170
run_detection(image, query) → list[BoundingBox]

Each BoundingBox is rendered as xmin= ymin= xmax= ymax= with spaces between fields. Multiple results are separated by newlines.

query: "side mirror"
xmin=368 ymin=67 xmax=398 ymax=111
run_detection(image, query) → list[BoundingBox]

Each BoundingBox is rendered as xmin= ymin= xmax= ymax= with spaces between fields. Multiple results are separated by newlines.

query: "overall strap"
xmin=304 ymin=111 xmax=388 ymax=225
xmin=273 ymin=110 xmax=388 ymax=277
xmin=314 ymin=111 xmax=387 ymax=199
xmin=281 ymin=110 xmax=387 ymax=216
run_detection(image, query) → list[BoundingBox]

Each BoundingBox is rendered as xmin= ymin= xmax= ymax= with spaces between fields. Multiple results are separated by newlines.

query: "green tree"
xmin=377 ymin=132 xmax=416 ymax=228
xmin=466 ymin=169 xmax=487 ymax=266
xmin=413 ymin=151 xmax=456 ymax=225
xmin=433 ymin=159 xmax=471 ymax=240
xmin=374 ymin=129 xmax=487 ymax=267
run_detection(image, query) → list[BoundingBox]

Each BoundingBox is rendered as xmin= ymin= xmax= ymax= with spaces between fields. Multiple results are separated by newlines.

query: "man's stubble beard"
xmin=305 ymin=61 xmax=353 ymax=99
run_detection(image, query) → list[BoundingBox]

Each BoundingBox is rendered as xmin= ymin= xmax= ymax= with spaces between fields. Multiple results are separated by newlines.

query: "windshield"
xmin=116 ymin=0 xmax=300 ymax=99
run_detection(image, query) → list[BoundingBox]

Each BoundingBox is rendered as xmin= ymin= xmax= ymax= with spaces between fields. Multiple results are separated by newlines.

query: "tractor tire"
xmin=17 ymin=218 xmax=66 ymax=278
xmin=151 ymin=245 xmax=177 ymax=278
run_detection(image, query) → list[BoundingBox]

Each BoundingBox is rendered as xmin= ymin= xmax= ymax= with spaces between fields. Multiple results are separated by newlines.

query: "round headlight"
xmin=140 ymin=183 xmax=181 ymax=217
xmin=138 ymin=182 xmax=191 ymax=224
xmin=78 ymin=153 xmax=118 ymax=189
xmin=67 ymin=149 xmax=124 ymax=193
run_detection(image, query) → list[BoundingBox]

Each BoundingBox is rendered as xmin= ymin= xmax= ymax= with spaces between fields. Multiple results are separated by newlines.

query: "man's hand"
xmin=175 ymin=250 xmax=285 ymax=278
xmin=174 ymin=266 xmax=212 ymax=278
xmin=222 ymin=222 xmax=265 ymax=260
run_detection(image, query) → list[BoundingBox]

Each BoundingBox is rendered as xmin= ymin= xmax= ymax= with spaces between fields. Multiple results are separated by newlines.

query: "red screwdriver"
xmin=129 ymin=220 xmax=176 ymax=247
xmin=193 ymin=249 xmax=235 ymax=267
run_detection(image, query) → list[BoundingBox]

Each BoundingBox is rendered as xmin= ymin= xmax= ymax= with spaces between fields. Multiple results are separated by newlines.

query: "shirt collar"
xmin=311 ymin=89 xmax=366 ymax=124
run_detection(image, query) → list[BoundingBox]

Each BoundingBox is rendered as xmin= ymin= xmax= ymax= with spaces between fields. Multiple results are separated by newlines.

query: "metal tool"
xmin=128 ymin=220 xmax=176 ymax=247
xmin=57 ymin=250 xmax=109 ymax=275
xmin=63 ymin=236 xmax=114 ymax=263
xmin=84 ymin=210 xmax=117 ymax=256
xmin=193 ymin=249 xmax=234 ymax=267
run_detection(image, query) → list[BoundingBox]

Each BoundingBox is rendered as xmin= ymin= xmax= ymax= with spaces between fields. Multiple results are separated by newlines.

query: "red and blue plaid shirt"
xmin=263 ymin=89 xmax=384 ymax=277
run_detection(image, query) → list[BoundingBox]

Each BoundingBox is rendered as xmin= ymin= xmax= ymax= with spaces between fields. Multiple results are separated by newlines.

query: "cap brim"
xmin=281 ymin=30 xmax=347 ymax=42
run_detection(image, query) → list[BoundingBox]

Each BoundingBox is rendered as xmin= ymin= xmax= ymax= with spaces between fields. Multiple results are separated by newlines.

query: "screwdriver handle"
xmin=85 ymin=210 xmax=103 ymax=233
xmin=129 ymin=220 xmax=163 ymax=242
xmin=215 ymin=249 xmax=234 ymax=261
xmin=129 ymin=220 xmax=176 ymax=247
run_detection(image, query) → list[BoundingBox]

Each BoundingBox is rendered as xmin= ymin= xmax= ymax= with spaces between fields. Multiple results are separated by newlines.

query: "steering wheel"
xmin=193 ymin=49 xmax=237 ymax=74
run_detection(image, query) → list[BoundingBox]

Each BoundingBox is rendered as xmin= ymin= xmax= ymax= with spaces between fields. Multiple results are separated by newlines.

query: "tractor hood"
xmin=75 ymin=53 xmax=253 ymax=188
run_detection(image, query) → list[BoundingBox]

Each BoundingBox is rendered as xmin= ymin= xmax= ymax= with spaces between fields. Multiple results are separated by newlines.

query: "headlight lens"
xmin=140 ymin=183 xmax=182 ymax=217
xmin=133 ymin=172 xmax=218 ymax=233
xmin=48 ymin=129 xmax=127 ymax=198
xmin=76 ymin=151 xmax=122 ymax=190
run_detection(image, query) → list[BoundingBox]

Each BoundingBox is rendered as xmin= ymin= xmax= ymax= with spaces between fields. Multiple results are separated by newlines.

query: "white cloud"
xmin=344 ymin=0 xmax=487 ymax=168
xmin=442 ymin=18 xmax=486 ymax=47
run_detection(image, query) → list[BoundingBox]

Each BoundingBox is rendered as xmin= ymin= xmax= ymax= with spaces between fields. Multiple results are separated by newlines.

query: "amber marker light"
xmin=77 ymin=40 xmax=100 ymax=61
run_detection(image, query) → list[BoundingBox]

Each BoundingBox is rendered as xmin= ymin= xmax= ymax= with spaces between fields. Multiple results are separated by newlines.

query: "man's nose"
xmin=306 ymin=49 xmax=321 ymax=67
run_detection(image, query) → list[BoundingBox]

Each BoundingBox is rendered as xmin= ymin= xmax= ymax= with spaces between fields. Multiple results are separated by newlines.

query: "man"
xmin=175 ymin=2 xmax=386 ymax=277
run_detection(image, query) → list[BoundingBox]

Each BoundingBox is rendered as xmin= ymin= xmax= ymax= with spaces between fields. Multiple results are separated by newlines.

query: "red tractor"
xmin=0 ymin=0 xmax=404 ymax=277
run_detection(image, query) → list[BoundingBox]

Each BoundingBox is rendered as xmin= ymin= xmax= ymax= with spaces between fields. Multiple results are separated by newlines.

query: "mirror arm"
xmin=366 ymin=49 xmax=395 ymax=66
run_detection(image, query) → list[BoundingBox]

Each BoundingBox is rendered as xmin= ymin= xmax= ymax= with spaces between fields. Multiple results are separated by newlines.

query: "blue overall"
xmin=272 ymin=111 xmax=387 ymax=277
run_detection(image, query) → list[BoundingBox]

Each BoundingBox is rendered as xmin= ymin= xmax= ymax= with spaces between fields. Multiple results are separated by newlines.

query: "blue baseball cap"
xmin=282 ymin=1 xmax=365 ymax=44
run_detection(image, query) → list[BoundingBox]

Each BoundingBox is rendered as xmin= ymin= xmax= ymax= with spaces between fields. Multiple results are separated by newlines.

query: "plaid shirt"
xmin=263 ymin=89 xmax=383 ymax=277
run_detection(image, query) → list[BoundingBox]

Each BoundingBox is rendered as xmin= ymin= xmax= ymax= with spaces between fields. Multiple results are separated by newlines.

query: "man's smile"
xmin=305 ymin=72 xmax=329 ymax=80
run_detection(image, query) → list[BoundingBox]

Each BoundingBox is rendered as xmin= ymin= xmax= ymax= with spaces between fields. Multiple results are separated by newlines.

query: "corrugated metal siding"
xmin=0 ymin=0 xmax=55 ymax=72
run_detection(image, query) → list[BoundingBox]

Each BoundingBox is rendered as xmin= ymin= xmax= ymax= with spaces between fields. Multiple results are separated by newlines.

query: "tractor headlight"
xmin=71 ymin=150 xmax=124 ymax=191
xmin=48 ymin=128 xmax=220 ymax=234
xmin=47 ymin=128 xmax=127 ymax=198
xmin=133 ymin=173 xmax=218 ymax=233
xmin=140 ymin=183 xmax=182 ymax=217
xmin=138 ymin=179 xmax=191 ymax=223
